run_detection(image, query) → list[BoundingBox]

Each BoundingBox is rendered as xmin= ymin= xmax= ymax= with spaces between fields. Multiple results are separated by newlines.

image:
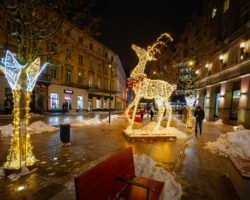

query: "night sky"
xmin=94 ymin=0 xmax=203 ymax=75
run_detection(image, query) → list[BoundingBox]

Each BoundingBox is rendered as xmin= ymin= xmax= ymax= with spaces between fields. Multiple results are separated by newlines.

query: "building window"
xmin=240 ymin=3 xmax=249 ymax=26
xmin=97 ymin=77 xmax=101 ymax=88
xmin=77 ymin=96 xmax=83 ymax=110
xmin=96 ymin=99 xmax=101 ymax=109
xmin=89 ymin=58 xmax=93 ymax=68
xmin=66 ymin=48 xmax=71 ymax=60
xmin=212 ymin=8 xmax=217 ymax=18
xmin=51 ymin=42 xmax=57 ymax=54
xmin=88 ymin=74 xmax=93 ymax=85
xmin=104 ymin=99 xmax=107 ymax=108
xmin=79 ymin=36 xmax=83 ymax=44
xmin=222 ymin=25 xmax=228 ymax=40
xmin=50 ymin=93 xmax=59 ymax=110
xmin=111 ymin=56 xmax=113 ymax=62
xmin=66 ymin=29 xmax=71 ymax=37
xmin=214 ymin=93 xmax=220 ymax=117
xmin=89 ymin=43 xmax=93 ymax=50
xmin=111 ymin=80 xmax=114 ymax=91
xmin=105 ymin=66 xmax=108 ymax=74
xmin=78 ymin=72 xmax=83 ymax=85
xmin=51 ymin=67 xmax=57 ymax=79
xmin=66 ymin=69 xmax=71 ymax=82
xmin=98 ymin=63 xmax=101 ymax=71
xmin=230 ymin=90 xmax=240 ymax=120
xmin=104 ymin=78 xmax=108 ymax=89
xmin=223 ymin=0 xmax=230 ymax=13
xmin=105 ymin=52 xmax=108 ymax=58
xmin=79 ymin=54 xmax=83 ymax=64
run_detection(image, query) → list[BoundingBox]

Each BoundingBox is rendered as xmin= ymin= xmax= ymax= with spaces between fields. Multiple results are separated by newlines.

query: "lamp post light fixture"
xmin=205 ymin=63 xmax=210 ymax=68
xmin=189 ymin=61 xmax=193 ymax=66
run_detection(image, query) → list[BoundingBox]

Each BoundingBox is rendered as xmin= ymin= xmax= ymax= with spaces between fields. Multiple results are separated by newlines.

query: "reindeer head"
xmin=131 ymin=44 xmax=156 ymax=61
xmin=147 ymin=33 xmax=173 ymax=58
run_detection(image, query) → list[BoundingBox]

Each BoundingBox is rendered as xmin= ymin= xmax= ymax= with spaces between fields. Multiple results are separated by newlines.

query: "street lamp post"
xmin=109 ymin=62 xmax=112 ymax=123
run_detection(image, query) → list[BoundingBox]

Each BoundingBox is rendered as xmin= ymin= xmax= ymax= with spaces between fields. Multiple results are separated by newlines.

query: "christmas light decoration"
xmin=125 ymin=33 xmax=176 ymax=131
xmin=185 ymin=95 xmax=196 ymax=128
xmin=1 ymin=51 xmax=48 ymax=172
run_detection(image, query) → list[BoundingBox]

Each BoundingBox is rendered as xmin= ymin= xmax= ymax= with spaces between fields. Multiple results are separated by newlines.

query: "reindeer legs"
xmin=125 ymin=97 xmax=140 ymax=130
xmin=165 ymin=102 xmax=172 ymax=129
xmin=155 ymin=99 xmax=164 ymax=130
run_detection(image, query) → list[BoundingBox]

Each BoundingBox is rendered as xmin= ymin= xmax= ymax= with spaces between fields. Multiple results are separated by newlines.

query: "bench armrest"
xmin=115 ymin=177 xmax=149 ymax=200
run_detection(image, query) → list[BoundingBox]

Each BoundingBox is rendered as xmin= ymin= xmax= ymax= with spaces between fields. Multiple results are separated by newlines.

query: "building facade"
xmin=0 ymin=20 xmax=123 ymax=113
xmin=196 ymin=0 xmax=250 ymax=128
xmin=115 ymin=56 xmax=126 ymax=111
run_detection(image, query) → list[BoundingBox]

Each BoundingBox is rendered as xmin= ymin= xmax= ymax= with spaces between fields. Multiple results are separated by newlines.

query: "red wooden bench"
xmin=74 ymin=147 xmax=164 ymax=200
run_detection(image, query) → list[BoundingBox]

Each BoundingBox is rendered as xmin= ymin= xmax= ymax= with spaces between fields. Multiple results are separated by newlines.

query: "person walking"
xmin=194 ymin=106 xmax=205 ymax=136
xmin=139 ymin=107 xmax=144 ymax=122
xmin=149 ymin=106 xmax=154 ymax=121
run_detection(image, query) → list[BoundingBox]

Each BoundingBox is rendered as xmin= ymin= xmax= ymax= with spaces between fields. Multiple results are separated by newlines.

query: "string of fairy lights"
xmin=1 ymin=51 xmax=48 ymax=171
xmin=185 ymin=95 xmax=196 ymax=128
xmin=126 ymin=33 xmax=176 ymax=130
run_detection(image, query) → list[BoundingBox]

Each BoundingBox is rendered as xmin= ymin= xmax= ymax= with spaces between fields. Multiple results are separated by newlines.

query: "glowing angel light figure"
xmin=1 ymin=51 xmax=48 ymax=172
xmin=185 ymin=95 xmax=196 ymax=128
xmin=125 ymin=33 xmax=177 ymax=131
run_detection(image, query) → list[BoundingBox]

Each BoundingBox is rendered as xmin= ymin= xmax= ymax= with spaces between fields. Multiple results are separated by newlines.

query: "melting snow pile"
xmin=30 ymin=120 xmax=58 ymax=134
xmin=212 ymin=119 xmax=224 ymax=125
xmin=134 ymin=154 xmax=182 ymax=200
xmin=204 ymin=129 xmax=250 ymax=159
xmin=0 ymin=121 xmax=58 ymax=137
xmin=124 ymin=122 xmax=188 ymax=139
xmin=71 ymin=114 xmax=125 ymax=127
xmin=0 ymin=124 xmax=13 ymax=137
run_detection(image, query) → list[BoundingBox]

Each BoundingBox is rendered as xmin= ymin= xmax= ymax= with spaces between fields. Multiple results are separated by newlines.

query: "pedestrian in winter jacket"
xmin=194 ymin=106 xmax=205 ymax=136
xmin=139 ymin=107 xmax=145 ymax=122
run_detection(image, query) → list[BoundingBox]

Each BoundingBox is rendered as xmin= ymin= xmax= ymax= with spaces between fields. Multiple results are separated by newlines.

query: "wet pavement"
xmin=0 ymin=112 xmax=239 ymax=200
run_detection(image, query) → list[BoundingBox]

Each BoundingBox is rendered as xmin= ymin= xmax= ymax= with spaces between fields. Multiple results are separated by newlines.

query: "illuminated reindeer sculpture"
xmin=125 ymin=33 xmax=177 ymax=130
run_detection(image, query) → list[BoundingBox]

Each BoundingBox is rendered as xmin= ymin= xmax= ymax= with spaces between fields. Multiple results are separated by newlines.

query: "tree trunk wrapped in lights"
xmin=185 ymin=95 xmax=196 ymax=129
xmin=1 ymin=51 xmax=48 ymax=171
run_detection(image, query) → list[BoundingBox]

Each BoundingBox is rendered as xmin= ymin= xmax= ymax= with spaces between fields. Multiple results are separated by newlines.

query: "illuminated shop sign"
xmin=64 ymin=89 xmax=73 ymax=94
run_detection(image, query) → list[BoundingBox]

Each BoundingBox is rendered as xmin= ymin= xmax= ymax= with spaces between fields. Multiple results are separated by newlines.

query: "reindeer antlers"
xmin=147 ymin=33 xmax=173 ymax=55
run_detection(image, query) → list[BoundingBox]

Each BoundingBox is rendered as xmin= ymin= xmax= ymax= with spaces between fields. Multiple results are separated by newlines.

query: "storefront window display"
xmin=230 ymin=90 xmax=240 ymax=120
xmin=88 ymin=99 xmax=93 ymax=111
xmin=65 ymin=94 xmax=72 ymax=110
xmin=77 ymin=96 xmax=83 ymax=110
xmin=214 ymin=93 xmax=220 ymax=117
xmin=51 ymin=93 xmax=59 ymax=110
xmin=96 ymin=99 xmax=101 ymax=108
xmin=104 ymin=99 xmax=107 ymax=109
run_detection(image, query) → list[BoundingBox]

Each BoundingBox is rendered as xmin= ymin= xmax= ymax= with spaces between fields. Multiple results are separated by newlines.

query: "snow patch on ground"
xmin=204 ymin=129 xmax=250 ymax=159
xmin=134 ymin=154 xmax=182 ymax=200
xmin=30 ymin=121 xmax=58 ymax=134
xmin=212 ymin=119 xmax=224 ymax=125
xmin=124 ymin=122 xmax=188 ymax=139
xmin=0 ymin=124 xmax=13 ymax=137
xmin=0 ymin=121 xmax=58 ymax=137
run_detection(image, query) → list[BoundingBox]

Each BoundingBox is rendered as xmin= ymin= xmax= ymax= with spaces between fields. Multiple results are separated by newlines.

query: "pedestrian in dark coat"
xmin=194 ymin=106 xmax=205 ymax=136
xmin=149 ymin=107 xmax=154 ymax=121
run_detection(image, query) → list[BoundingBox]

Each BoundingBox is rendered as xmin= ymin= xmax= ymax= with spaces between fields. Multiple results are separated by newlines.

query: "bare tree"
xmin=0 ymin=0 xmax=100 ymax=172
xmin=175 ymin=14 xmax=216 ymax=94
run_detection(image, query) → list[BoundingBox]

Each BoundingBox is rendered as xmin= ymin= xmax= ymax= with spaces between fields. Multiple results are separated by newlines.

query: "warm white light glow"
xmin=240 ymin=42 xmax=246 ymax=49
xmin=195 ymin=70 xmax=199 ymax=74
xmin=16 ymin=186 xmax=25 ymax=191
xmin=219 ymin=55 xmax=224 ymax=61
xmin=125 ymin=33 xmax=176 ymax=130
xmin=212 ymin=8 xmax=217 ymax=18
xmin=189 ymin=61 xmax=193 ymax=66
xmin=205 ymin=64 xmax=209 ymax=68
